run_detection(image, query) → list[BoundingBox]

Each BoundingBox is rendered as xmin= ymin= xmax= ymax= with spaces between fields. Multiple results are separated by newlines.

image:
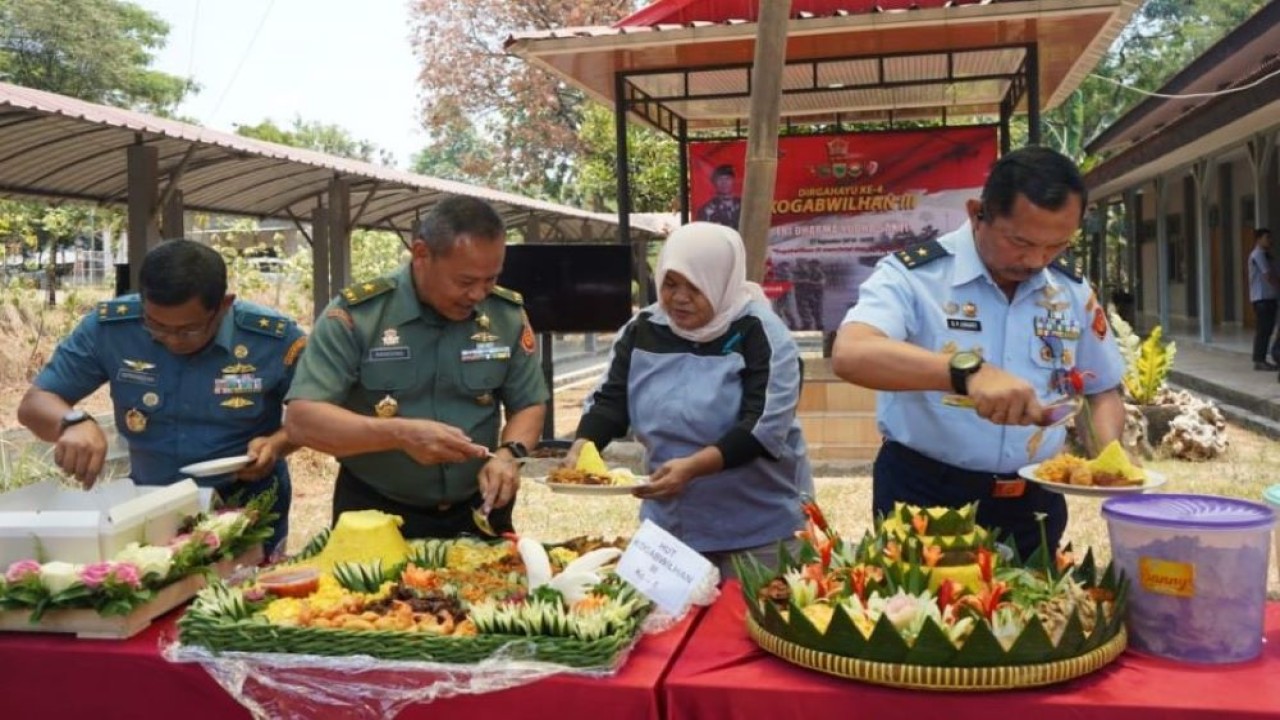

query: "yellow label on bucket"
xmin=1138 ymin=557 xmax=1195 ymax=598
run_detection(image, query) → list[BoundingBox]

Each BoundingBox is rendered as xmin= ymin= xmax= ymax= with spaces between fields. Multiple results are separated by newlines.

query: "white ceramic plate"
xmin=180 ymin=455 xmax=253 ymax=478
xmin=1018 ymin=463 xmax=1167 ymax=497
xmin=531 ymin=476 xmax=647 ymax=496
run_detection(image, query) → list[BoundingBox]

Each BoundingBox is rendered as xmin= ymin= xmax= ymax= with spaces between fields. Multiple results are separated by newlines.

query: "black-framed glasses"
xmin=142 ymin=310 xmax=218 ymax=340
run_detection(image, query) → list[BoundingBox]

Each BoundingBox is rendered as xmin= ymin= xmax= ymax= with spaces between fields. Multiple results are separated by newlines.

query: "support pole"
xmin=1026 ymin=44 xmax=1041 ymax=146
xmin=126 ymin=143 xmax=160 ymax=293
xmin=1154 ymin=176 xmax=1171 ymax=331
xmin=311 ymin=203 xmax=330 ymax=319
xmin=328 ymin=178 xmax=352 ymax=292
xmin=1248 ymin=132 xmax=1275 ymax=228
xmin=739 ymin=0 xmax=792 ymax=282
xmin=161 ymin=189 xmax=184 ymax=241
xmin=1192 ymin=160 xmax=1214 ymax=344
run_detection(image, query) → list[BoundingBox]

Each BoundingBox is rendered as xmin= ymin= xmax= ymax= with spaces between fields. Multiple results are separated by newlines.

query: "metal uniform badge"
xmin=962 ymin=302 xmax=978 ymax=318
xmin=221 ymin=397 xmax=254 ymax=409
xmin=943 ymin=301 xmax=959 ymax=316
xmin=142 ymin=392 xmax=159 ymax=408
xmin=382 ymin=328 xmax=401 ymax=346
xmin=124 ymin=408 xmax=147 ymax=433
xmin=234 ymin=344 xmax=249 ymax=359
xmin=375 ymin=394 xmax=399 ymax=418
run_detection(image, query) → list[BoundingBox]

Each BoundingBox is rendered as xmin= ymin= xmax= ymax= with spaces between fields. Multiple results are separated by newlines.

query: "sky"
xmin=134 ymin=0 xmax=426 ymax=169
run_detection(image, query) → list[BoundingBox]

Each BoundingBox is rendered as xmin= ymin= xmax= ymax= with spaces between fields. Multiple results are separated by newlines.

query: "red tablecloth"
xmin=665 ymin=583 xmax=1280 ymax=720
xmin=0 ymin=608 xmax=700 ymax=720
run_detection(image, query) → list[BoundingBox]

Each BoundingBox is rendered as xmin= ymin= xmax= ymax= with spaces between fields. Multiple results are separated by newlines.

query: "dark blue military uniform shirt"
xmin=34 ymin=296 xmax=305 ymax=549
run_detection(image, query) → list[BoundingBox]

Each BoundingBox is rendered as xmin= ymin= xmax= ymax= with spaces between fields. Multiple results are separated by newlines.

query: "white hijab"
xmin=654 ymin=222 xmax=768 ymax=343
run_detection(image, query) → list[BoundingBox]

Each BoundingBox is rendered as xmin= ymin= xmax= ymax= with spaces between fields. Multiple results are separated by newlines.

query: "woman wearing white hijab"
xmin=570 ymin=222 xmax=813 ymax=579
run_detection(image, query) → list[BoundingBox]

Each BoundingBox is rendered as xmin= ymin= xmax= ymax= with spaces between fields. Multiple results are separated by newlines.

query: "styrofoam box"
xmin=0 ymin=478 xmax=200 ymax=566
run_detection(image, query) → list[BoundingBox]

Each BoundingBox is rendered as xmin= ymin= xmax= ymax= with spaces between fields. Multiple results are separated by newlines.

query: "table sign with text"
xmin=617 ymin=519 xmax=715 ymax=614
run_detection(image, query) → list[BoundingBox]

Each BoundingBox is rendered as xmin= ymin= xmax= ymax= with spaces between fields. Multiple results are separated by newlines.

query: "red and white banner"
xmin=689 ymin=127 xmax=997 ymax=331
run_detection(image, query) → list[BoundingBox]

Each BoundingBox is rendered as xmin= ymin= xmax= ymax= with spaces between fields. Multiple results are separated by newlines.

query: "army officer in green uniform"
xmin=285 ymin=195 xmax=548 ymax=537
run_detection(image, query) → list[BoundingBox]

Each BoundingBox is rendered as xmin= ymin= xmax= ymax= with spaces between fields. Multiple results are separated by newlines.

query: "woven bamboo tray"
xmin=747 ymin=615 xmax=1127 ymax=691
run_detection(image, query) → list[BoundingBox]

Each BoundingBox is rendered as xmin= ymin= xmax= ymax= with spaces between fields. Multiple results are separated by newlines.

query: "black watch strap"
xmin=499 ymin=441 xmax=529 ymax=459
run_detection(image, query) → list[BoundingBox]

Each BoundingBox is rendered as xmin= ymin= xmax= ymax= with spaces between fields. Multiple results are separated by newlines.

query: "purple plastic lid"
xmin=1102 ymin=494 xmax=1276 ymax=530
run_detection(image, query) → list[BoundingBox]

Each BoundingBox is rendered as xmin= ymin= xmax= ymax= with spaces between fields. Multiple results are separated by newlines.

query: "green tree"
xmin=1038 ymin=0 xmax=1269 ymax=163
xmin=575 ymin=105 xmax=679 ymax=213
xmin=411 ymin=115 xmax=500 ymax=187
xmin=235 ymin=117 xmax=395 ymax=166
xmin=0 ymin=0 xmax=195 ymax=115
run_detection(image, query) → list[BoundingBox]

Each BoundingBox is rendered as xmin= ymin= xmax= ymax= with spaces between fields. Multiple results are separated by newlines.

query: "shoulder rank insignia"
xmin=341 ymin=277 xmax=396 ymax=306
xmin=236 ymin=310 xmax=292 ymax=338
xmin=490 ymin=285 xmax=523 ymax=305
xmin=894 ymin=240 xmax=949 ymax=270
xmin=97 ymin=300 xmax=141 ymax=323
xmin=1049 ymin=253 xmax=1084 ymax=283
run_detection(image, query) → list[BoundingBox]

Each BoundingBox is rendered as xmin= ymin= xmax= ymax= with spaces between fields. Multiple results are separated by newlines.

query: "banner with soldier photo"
xmin=688 ymin=127 xmax=997 ymax=332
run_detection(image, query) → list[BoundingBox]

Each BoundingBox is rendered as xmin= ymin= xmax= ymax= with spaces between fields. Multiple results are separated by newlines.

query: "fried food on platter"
xmin=548 ymin=467 xmax=613 ymax=485
xmin=1035 ymin=453 xmax=1087 ymax=484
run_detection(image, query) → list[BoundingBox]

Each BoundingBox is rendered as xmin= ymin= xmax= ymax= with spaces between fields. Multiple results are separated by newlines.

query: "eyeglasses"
xmin=142 ymin=311 xmax=218 ymax=340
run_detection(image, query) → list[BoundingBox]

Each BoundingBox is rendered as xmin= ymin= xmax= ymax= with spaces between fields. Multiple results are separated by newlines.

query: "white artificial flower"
xmin=198 ymin=510 xmax=247 ymax=540
xmin=39 ymin=561 xmax=83 ymax=595
xmin=114 ymin=542 xmax=174 ymax=579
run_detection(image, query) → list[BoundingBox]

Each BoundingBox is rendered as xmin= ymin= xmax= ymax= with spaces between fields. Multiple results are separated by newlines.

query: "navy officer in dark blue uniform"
xmin=17 ymin=239 xmax=305 ymax=555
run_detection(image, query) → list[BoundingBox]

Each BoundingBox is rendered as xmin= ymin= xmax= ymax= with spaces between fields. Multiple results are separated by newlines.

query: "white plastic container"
xmin=0 ymin=478 xmax=200 ymax=565
xmin=1102 ymin=494 xmax=1275 ymax=664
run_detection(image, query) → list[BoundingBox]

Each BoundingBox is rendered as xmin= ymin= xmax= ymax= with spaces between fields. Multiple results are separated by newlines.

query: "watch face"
xmin=63 ymin=409 xmax=87 ymax=424
xmin=951 ymin=351 xmax=981 ymax=371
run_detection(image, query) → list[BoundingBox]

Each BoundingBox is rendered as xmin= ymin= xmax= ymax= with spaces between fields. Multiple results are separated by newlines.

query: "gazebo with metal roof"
xmin=0 ymin=81 xmax=668 ymax=315
xmin=507 ymin=0 xmax=1140 ymax=238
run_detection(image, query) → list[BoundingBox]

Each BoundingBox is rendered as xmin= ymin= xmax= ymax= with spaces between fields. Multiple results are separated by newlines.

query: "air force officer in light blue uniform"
xmin=834 ymin=146 xmax=1126 ymax=556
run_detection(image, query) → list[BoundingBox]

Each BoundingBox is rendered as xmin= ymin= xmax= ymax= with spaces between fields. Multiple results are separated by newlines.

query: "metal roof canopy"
xmin=506 ymin=0 xmax=1139 ymax=139
xmin=0 ymin=81 xmax=668 ymax=315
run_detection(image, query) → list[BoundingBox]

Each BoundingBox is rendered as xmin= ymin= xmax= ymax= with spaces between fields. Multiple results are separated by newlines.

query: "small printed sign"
xmin=617 ymin=519 xmax=715 ymax=615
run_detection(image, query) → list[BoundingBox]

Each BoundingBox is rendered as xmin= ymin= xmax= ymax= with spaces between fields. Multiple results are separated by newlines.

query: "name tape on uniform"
xmin=617 ymin=519 xmax=714 ymax=614
xmin=946 ymin=318 xmax=982 ymax=332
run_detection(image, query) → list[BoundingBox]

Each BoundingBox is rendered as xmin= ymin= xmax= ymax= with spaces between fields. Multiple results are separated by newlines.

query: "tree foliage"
xmin=574 ymin=105 xmax=679 ymax=213
xmin=235 ymin=117 xmax=395 ymax=166
xmin=409 ymin=0 xmax=636 ymax=202
xmin=1041 ymin=0 xmax=1269 ymax=163
xmin=0 ymin=0 xmax=195 ymax=115
xmin=411 ymin=120 xmax=498 ymax=187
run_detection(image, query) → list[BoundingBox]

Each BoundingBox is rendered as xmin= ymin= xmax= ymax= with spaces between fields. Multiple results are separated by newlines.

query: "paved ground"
xmin=1166 ymin=329 xmax=1280 ymax=438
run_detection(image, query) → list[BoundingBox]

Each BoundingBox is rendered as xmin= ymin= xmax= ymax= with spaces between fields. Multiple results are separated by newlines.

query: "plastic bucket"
xmin=1265 ymin=485 xmax=1280 ymax=582
xmin=1102 ymin=494 xmax=1275 ymax=664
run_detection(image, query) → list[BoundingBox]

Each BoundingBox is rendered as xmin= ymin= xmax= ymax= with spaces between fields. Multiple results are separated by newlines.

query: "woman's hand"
xmin=631 ymin=456 xmax=701 ymax=500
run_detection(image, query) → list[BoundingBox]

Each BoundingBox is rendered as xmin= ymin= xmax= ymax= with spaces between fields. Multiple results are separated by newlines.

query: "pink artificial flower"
xmin=111 ymin=563 xmax=142 ymax=589
xmin=168 ymin=533 xmax=192 ymax=548
xmin=80 ymin=562 xmax=114 ymax=589
xmin=243 ymin=586 xmax=266 ymax=603
xmin=5 ymin=559 xmax=41 ymax=584
xmin=202 ymin=532 xmax=221 ymax=551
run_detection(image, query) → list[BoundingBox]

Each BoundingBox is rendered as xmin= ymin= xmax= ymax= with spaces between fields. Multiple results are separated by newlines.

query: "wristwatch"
xmin=498 ymin=441 xmax=529 ymax=459
xmin=949 ymin=351 xmax=984 ymax=395
xmin=58 ymin=409 xmax=94 ymax=435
